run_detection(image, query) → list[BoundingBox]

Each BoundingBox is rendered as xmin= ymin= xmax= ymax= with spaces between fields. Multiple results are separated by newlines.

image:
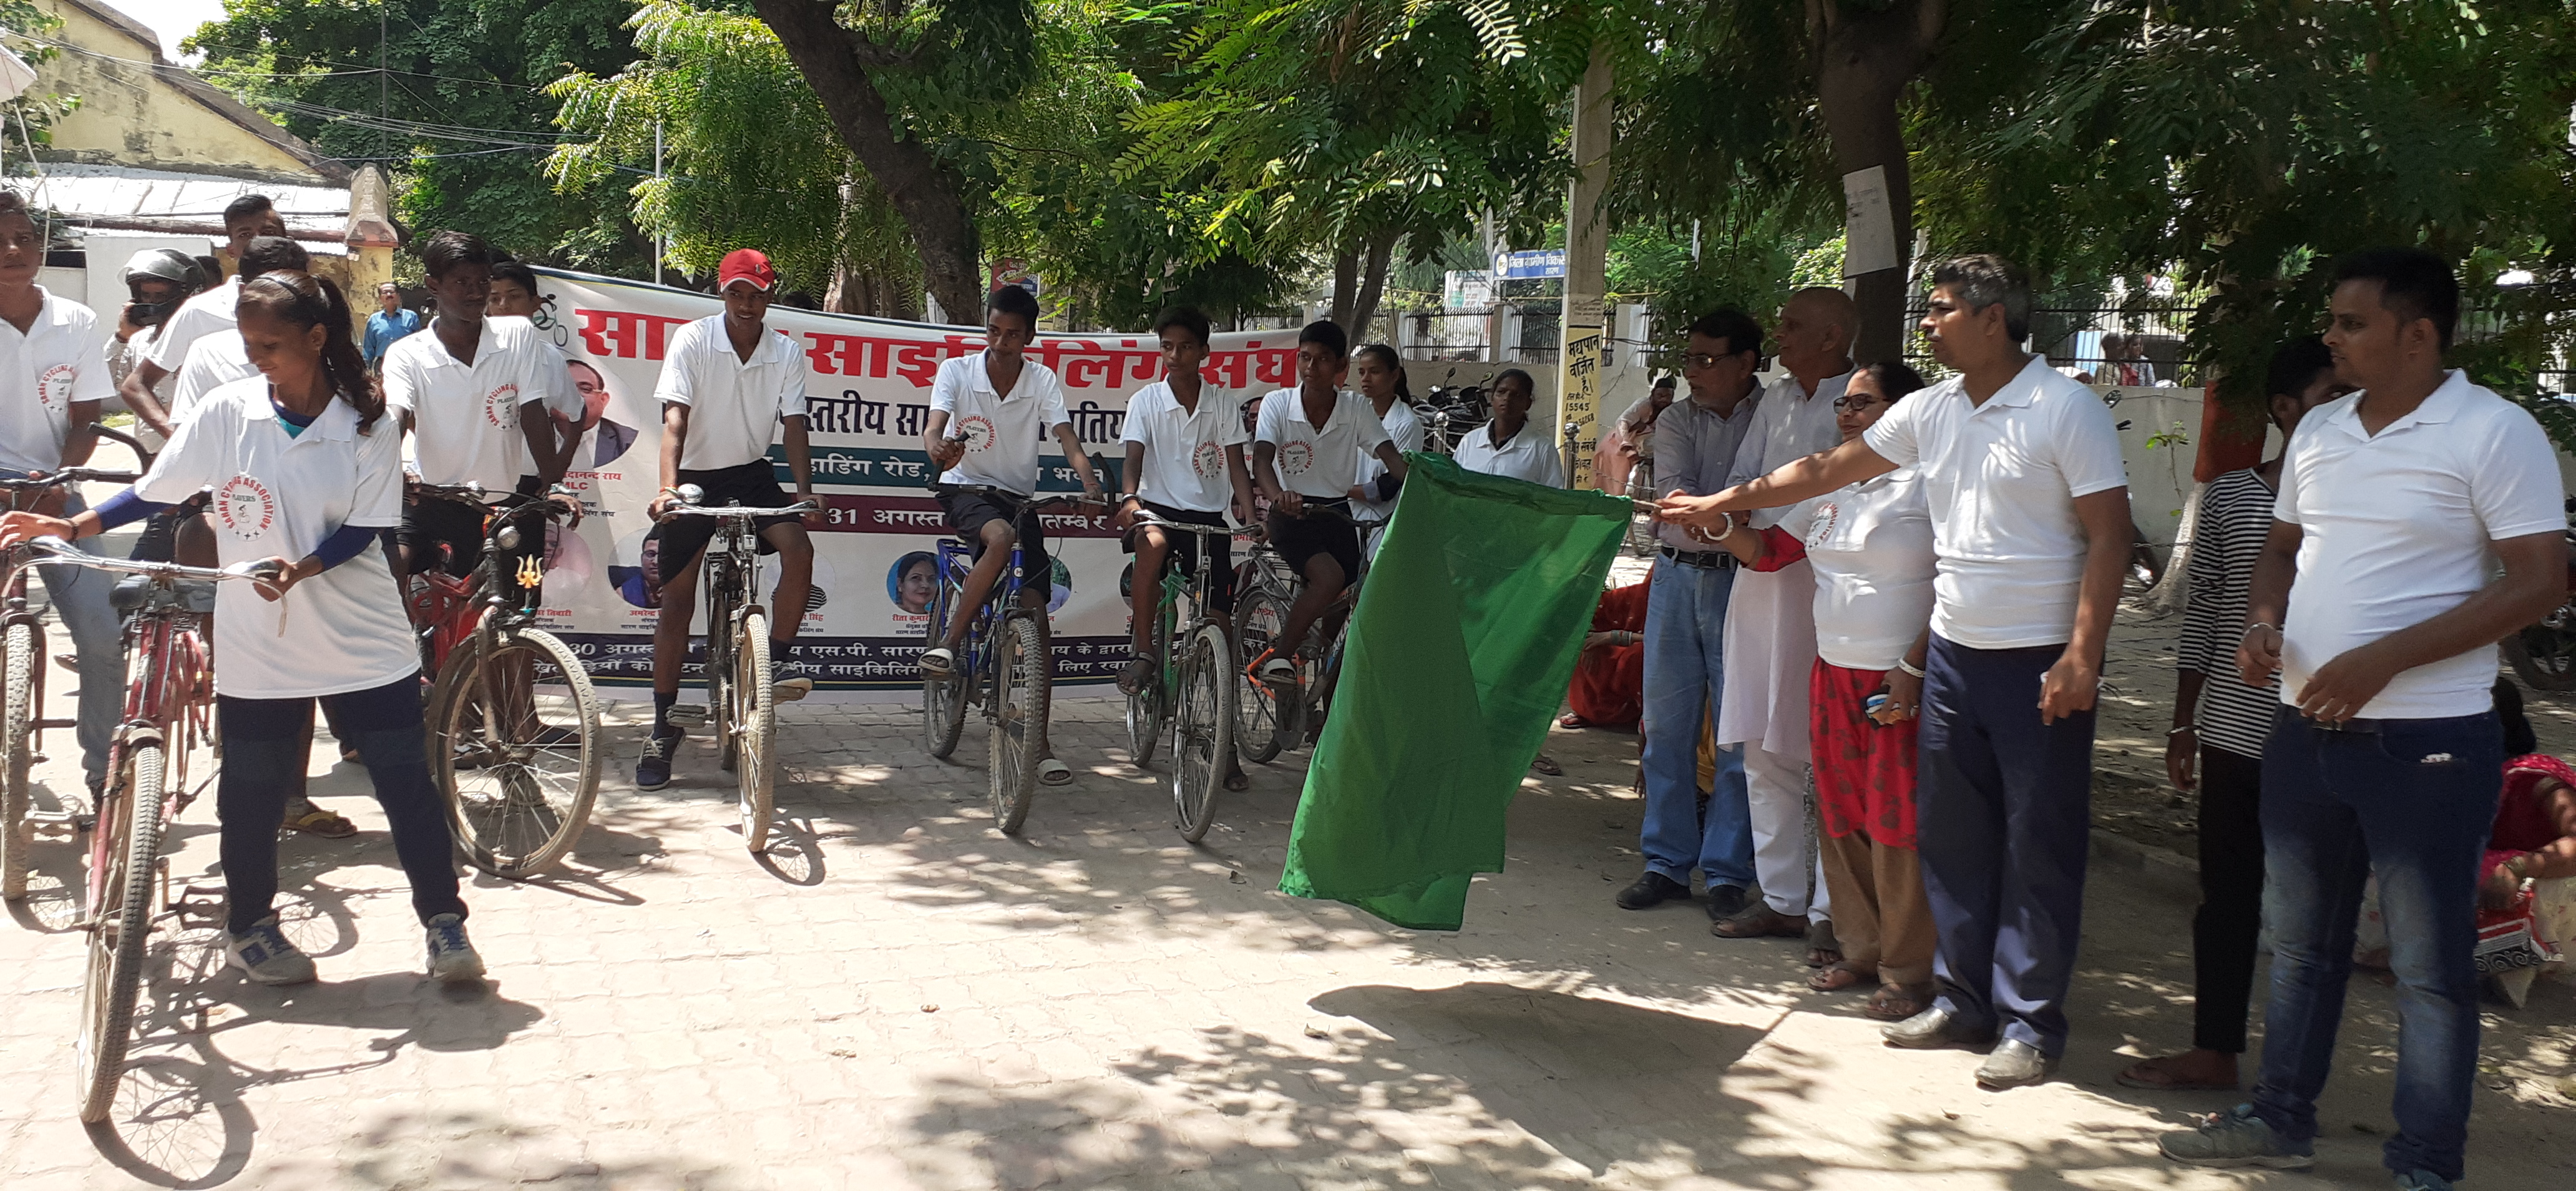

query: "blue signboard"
xmin=1493 ymin=249 xmax=1566 ymax=280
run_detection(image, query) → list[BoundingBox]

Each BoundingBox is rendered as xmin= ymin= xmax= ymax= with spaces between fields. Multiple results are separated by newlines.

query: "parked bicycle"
xmin=6 ymin=539 xmax=267 ymax=1121
xmin=659 ymin=483 xmax=819 ymax=855
xmin=1124 ymin=511 xmax=1238 ymax=841
xmin=1 ymin=465 xmax=139 ymax=903
xmin=1232 ymin=502 xmax=1364 ymax=764
xmin=920 ymin=484 xmax=1100 ymax=835
xmin=407 ymin=483 xmax=602 ymax=878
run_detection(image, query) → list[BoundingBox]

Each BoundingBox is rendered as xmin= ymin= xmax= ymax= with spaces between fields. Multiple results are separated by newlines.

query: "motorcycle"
xmin=2502 ymin=497 xmax=2576 ymax=691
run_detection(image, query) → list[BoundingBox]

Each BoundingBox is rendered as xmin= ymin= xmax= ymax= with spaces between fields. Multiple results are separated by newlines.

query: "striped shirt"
xmin=2178 ymin=467 xmax=2280 ymax=758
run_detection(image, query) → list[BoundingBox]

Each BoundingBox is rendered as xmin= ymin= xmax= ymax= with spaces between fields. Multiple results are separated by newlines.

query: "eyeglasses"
xmin=1832 ymin=396 xmax=1885 ymax=411
xmin=1680 ymin=352 xmax=1740 ymax=371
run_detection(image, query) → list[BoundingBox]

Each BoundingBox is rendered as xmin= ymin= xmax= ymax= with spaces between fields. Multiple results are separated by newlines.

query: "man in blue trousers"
xmin=1657 ymin=256 xmax=2133 ymax=1091
xmin=2157 ymin=248 xmax=2566 ymax=1191
xmin=1617 ymin=310 xmax=1765 ymax=923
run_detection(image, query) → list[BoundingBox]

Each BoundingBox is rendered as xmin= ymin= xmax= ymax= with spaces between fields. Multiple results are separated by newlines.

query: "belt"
xmin=1659 ymin=546 xmax=1736 ymax=570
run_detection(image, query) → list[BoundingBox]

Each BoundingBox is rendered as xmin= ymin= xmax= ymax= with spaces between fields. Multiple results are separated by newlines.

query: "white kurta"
xmin=1714 ymin=371 xmax=1848 ymax=758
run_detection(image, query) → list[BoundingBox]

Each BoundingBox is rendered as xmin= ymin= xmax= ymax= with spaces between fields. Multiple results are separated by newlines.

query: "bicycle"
xmin=920 ymin=484 xmax=1101 ymax=836
xmin=1 ymin=464 xmax=141 ymax=903
xmin=407 ymin=483 xmax=602 ymax=878
xmin=1231 ymin=502 xmax=1364 ymax=765
xmin=658 ymin=483 xmax=819 ymax=855
xmin=1123 ymin=512 xmax=1239 ymax=841
xmin=6 ymin=539 xmax=266 ymax=1122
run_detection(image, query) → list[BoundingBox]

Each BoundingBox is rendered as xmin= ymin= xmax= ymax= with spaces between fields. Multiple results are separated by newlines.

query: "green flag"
xmin=1278 ymin=453 xmax=1631 ymax=930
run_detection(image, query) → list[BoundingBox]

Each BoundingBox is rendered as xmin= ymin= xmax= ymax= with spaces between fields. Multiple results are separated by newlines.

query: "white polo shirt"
xmin=0 ymin=288 xmax=112 ymax=474
xmin=500 ymin=316 xmax=582 ymax=421
xmin=655 ymin=315 xmax=809 ymax=473
xmin=2276 ymin=371 xmax=2565 ymax=718
xmin=1121 ymin=380 xmax=1247 ymax=514
xmin=1354 ymin=399 xmax=1421 ymax=522
xmin=383 ymin=316 xmax=559 ymax=490
xmin=136 ymin=379 xmax=416 ymax=700
xmin=1255 ymin=388 xmax=1389 ymax=501
xmin=1728 ymin=371 xmax=1849 ymax=529
xmin=145 ymin=277 xmax=239 ymax=373
xmin=1779 ymin=469 xmax=1937 ymax=672
xmin=1453 ymin=418 xmax=1564 ymax=488
xmin=929 ymin=350 xmax=1068 ymax=495
xmin=170 ymin=330 xmax=256 ymax=427
xmin=1861 ymin=355 xmax=2128 ymax=649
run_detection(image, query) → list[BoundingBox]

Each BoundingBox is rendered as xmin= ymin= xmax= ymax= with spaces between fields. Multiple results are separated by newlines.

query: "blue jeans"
xmin=2252 ymin=707 xmax=2499 ymax=1183
xmin=1637 ymin=556 xmax=1751 ymax=889
xmin=3 ymin=476 xmax=121 ymax=789
xmin=1916 ymin=637 xmax=2095 ymax=1055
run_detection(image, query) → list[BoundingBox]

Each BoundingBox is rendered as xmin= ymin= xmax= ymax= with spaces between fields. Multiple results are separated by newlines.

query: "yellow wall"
xmin=31 ymin=1 xmax=328 ymax=182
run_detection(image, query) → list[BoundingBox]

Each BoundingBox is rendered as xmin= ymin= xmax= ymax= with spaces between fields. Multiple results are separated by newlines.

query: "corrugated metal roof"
xmin=21 ymin=164 xmax=348 ymax=235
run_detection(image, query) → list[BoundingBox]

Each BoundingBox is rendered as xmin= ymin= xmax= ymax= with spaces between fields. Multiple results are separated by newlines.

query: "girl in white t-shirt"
xmin=1 ymin=271 xmax=484 ymax=988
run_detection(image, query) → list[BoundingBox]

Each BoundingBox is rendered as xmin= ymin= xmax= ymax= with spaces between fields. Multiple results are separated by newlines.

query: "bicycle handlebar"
xmin=12 ymin=536 xmax=277 ymax=585
xmin=1127 ymin=511 xmax=1237 ymax=537
xmin=0 ymin=467 xmax=142 ymax=491
xmin=660 ymin=499 xmax=822 ymax=520
xmin=926 ymin=483 xmax=1109 ymax=512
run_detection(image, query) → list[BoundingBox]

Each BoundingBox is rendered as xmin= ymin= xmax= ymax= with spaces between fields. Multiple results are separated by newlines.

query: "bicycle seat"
xmin=110 ymin=574 xmax=216 ymax=615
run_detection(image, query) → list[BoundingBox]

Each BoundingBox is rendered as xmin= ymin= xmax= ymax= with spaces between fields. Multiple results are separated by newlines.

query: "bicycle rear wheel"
xmin=2 ymin=621 xmax=31 ymax=899
xmin=77 ymin=743 xmax=161 ymax=1123
xmin=1125 ymin=611 xmax=1166 ymax=767
xmin=988 ymin=615 xmax=1048 ymax=835
xmin=733 ymin=612 xmax=777 ymax=853
xmin=1232 ymin=589 xmax=1286 ymax=765
xmin=432 ymin=629 xmax=602 ymax=878
xmin=1171 ymin=623 xmax=1235 ymax=843
xmin=922 ymin=606 xmax=968 ymax=758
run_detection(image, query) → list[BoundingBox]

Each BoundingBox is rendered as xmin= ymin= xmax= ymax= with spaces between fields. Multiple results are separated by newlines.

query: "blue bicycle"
xmin=920 ymin=484 xmax=1098 ymax=835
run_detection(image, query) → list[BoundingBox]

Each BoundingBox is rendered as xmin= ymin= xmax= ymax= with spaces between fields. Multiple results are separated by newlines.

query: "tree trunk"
xmin=1346 ymin=230 xmax=1397 ymax=346
xmin=1810 ymin=0 xmax=1944 ymax=365
xmin=753 ymin=0 xmax=983 ymax=323
xmin=1327 ymin=242 xmax=1360 ymax=333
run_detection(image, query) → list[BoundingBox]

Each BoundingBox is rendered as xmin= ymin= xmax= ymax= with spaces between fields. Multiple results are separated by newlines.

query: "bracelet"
xmin=2243 ymin=622 xmax=2280 ymax=637
xmin=1893 ymin=657 xmax=1926 ymax=679
xmin=2168 ymin=725 xmax=2198 ymax=737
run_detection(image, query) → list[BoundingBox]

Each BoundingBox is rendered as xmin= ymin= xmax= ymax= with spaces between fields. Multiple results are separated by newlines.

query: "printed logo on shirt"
xmin=956 ymin=414 xmax=997 ymax=453
xmin=1190 ymin=440 xmax=1225 ymax=480
xmin=485 ymin=382 xmax=521 ymax=429
xmin=213 ymin=473 xmax=278 ymax=539
xmin=1278 ymin=439 xmax=1314 ymax=476
xmin=36 ymin=364 xmax=76 ymax=411
xmin=1805 ymin=502 xmax=1840 ymax=549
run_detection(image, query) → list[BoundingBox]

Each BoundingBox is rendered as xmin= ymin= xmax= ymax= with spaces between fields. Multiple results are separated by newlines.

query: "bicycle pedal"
xmin=665 ymin=704 xmax=710 ymax=725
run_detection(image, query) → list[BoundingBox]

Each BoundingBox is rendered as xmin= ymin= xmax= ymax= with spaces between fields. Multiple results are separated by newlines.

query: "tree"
xmin=1 ymin=2 xmax=79 ymax=157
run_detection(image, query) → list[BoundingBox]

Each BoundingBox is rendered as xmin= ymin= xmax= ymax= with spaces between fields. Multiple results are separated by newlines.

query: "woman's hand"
xmin=249 ymin=556 xmax=304 ymax=602
xmin=1655 ymin=491 xmax=1737 ymax=531
xmin=0 ymin=510 xmax=76 ymax=551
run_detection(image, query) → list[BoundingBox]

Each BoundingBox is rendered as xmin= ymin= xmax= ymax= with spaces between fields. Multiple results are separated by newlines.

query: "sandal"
xmin=1804 ymin=919 xmax=1842 ymax=968
xmin=1558 ymin=713 xmax=1589 ymax=730
xmin=1038 ymin=758 xmax=1074 ymax=786
xmin=1118 ymin=655 xmax=1154 ymax=696
xmin=1808 ymin=964 xmax=1872 ymax=992
xmin=920 ymin=646 xmax=956 ymax=677
xmin=1863 ymin=983 xmax=1933 ymax=1022
xmin=1530 ymin=753 xmax=1563 ymax=777
xmin=284 ymin=805 xmax=358 ymax=838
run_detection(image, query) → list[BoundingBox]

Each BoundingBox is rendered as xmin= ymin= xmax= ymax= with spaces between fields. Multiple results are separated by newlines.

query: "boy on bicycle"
xmin=1249 ymin=321 xmax=1408 ymax=685
xmin=637 ymin=249 xmax=820 ymax=792
xmin=1114 ymin=306 xmax=1256 ymax=786
xmin=919 ymin=285 xmax=1106 ymax=789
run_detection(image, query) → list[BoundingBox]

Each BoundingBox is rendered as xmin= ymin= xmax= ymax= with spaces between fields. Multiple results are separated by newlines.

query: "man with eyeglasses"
xmin=1613 ymin=309 xmax=1765 ymax=926
xmin=1707 ymin=288 xmax=1858 ymax=958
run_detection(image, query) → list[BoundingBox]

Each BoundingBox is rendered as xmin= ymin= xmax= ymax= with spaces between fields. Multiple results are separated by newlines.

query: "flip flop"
xmin=920 ymin=647 xmax=956 ymax=677
xmin=1863 ymin=984 xmax=1933 ymax=1022
xmin=1808 ymin=964 xmax=1871 ymax=992
xmin=1530 ymin=753 xmax=1563 ymax=777
xmin=1118 ymin=656 xmax=1154 ymax=695
xmin=1038 ymin=758 xmax=1074 ymax=786
xmin=1558 ymin=713 xmax=1589 ymax=730
xmin=284 ymin=805 xmax=357 ymax=838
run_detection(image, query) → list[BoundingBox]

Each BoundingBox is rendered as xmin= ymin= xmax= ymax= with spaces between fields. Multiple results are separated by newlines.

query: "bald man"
xmin=1707 ymin=287 xmax=1858 ymax=950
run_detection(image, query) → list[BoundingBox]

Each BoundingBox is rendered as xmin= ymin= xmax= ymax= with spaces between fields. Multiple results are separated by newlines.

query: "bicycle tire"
xmin=1125 ymin=611 xmax=1165 ymax=767
xmin=1 ymin=621 xmax=31 ymax=900
xmin=1231 ymin=589 xmax=1286 ymax=765
xmin=921 ymin=610 xmax=968 ymax=759
xmin=1172 ymin=623 xmax=1234 ymax=843
xmin=432 ymin=629 xmax=603 ymax=878
xmin=734 ymin=612 xmax=777 ymax=853
xmin=77 ymin=742 xmax=160 ymax=1124
xmin=988 ymin=615 xmax=1048 ymax=835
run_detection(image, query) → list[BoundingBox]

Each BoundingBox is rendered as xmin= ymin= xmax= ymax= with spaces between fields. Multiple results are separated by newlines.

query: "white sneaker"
xmin=424 ymin=913 xmax=485 ymax=983
xmin=226 ymin=914 xmax=316 ymax=986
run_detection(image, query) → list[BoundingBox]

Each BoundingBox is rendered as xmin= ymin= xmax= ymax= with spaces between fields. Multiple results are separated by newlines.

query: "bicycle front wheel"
xmin=988 ymin=615 xmax=1048 ymax=835
xmin=733 ymin=611 xmax=777 ymax=853
xmin=1 ymin=621 xmax=32 ymax=900
xmin=922 ymin=609 xmax=967 ymax=759
xmin=77 ymin=743 xmax=161 ymax=1123
xmin=1172 ymin=622 xmax=1235 ymax=842
xmin=432 ymin=629 xmax=602 ymax=878
xmin=1232 ymin=589 xmax=1286 ymax=765
xmin=1125 ymin=611 xmax=1166 ymax=767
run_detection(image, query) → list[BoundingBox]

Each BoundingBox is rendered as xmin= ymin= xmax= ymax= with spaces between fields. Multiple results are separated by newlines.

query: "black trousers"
xmin=2192 ymin=744 xmax=2266 ymax=1054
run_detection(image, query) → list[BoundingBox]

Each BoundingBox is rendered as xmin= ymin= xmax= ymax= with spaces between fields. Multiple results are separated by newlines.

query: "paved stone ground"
xmin=3 ymin=601 xmax=2574 ymax=1189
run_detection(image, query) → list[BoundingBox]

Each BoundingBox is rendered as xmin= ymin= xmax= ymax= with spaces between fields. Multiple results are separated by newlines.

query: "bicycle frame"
xmin=87 ymin=583 xmax=215 ymax=924
xmin=407 ymin=490 xmax=556 ymax=682
xmin=929 ymin=534 xmax=1029 ymax=716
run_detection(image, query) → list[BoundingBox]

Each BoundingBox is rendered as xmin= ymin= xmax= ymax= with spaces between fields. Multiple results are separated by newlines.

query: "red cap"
xmin=716 ymin=248 xmax=776 ymax=292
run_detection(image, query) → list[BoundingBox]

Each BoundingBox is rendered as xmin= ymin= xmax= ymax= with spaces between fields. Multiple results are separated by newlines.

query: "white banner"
xmin=522 ymin=268 xmax=1301 ymax=700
